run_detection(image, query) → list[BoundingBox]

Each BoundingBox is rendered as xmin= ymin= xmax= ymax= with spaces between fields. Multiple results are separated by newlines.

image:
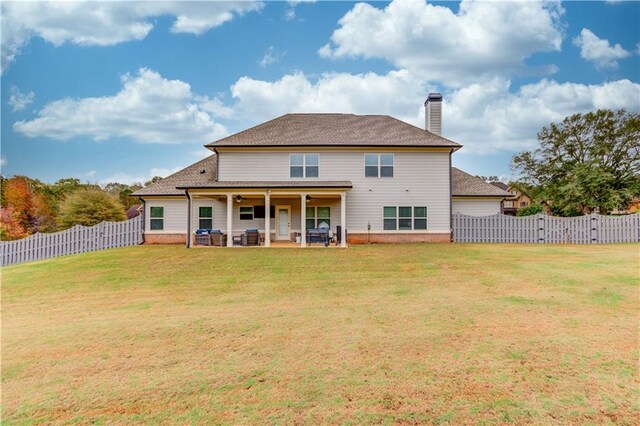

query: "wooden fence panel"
xmin=1 ymin=216 xmax=143 ymax=267
xmin=453 ymin=213 xmax=640 ymax=244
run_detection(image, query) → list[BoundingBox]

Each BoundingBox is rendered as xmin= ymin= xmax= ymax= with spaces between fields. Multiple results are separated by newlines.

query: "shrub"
xmin=516 ymin=205 xmax=544 ymax=216
xmin=59 ymin=189 xmax=126 ymax=228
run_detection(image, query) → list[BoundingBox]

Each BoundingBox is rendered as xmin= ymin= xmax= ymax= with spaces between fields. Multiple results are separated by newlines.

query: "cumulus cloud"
xmin=226 ymin=70 xmax=640 ymax=153
xmin=0 ymin=156 xmax=6 ymax=167
xmin=319 ymin=0 xmax=563 ymax=87
xmin=230 ymin=69 xmax=428 ymax=124
xmin=100 ymin=166 xmax=184 ymax=186
xmin=14 ymin=68 xmax=228 ymax=144
xmin=573 ymin=28 xmax=631 ymax=69
xmin=1 ymin=1 xmax=263 ymax=73
xmin=8 ymin=85 xmax=34 ymax=111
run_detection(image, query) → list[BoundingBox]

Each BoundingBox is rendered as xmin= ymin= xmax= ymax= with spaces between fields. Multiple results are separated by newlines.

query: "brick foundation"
xmin=144 ymin=233 xmax=186 ymax=244
xmin=347 ymin=233 xmax=451 ymax=244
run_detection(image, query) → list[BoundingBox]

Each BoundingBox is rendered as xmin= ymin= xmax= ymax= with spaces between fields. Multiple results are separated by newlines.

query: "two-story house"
xmin=132 ymin=93 xmax=509 ymax=246
xmin=490 ymin=182 xmax=532 ymax=215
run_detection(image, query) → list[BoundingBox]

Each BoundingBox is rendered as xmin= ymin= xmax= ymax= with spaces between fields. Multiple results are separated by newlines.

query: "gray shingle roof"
xmin=452 ymin=168 xmax=511 ymax=197
xmin=205 ymin=114 xmax=461 ymax=148
xmin=131 ymin=155 xmax=216 ymax=196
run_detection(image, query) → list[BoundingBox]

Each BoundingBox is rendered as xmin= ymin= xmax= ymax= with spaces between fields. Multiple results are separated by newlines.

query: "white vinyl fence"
xmin=1 ymin=216 xmax=143 ymax=266
xmin=453 ymin=213 xmax=640 ymax=244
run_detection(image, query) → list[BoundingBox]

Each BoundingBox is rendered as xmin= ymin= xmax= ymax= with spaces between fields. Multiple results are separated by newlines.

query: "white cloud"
xmin=0 ymin=156 xmax=7 ymax=167
xmin=1 ymin=1 xmax=263 ymax=73
xmin=319 ymin=0 xmax=563 ymax=87
xmin=230 ymin=69 xmax=427 ymax=124
xmin=100 ymin=166 xmax=184 ymax=186
xmin=573 ymin=28 xmax=631 ymax=69
xmin=446 ymin=78 xmax=640 ymax=153
xmin=258 ymin=46 xmax=285 ymax=68
xmin=8 ymin=85 xmax=34 ymax=111
xmin=84 ymin=170 xmax=96 ymax=179
xmin=14 ymin=68 xmax=228 ymax=144
xmin=226 ymin=70 xmax=640 ymax=154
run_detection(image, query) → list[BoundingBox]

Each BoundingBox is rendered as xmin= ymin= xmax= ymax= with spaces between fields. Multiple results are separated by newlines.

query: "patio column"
xmin=300 ymin=193 xmax=307 ymax=247
xmin=340 ymin=192 xmax=347 ymax=247
xmin=226 ymin=194 xmax=233 ymax=247
xmin=264 ymin=191 xmax=271 ymax=247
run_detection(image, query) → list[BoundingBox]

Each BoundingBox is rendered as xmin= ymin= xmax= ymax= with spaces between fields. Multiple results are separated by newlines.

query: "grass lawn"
xmin=2 ymin=244 xmax=639 ymax=424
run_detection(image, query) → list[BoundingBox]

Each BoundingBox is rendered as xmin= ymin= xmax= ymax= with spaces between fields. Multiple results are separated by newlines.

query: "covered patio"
xmin=179 ymin=181 xmax=352 ymax=248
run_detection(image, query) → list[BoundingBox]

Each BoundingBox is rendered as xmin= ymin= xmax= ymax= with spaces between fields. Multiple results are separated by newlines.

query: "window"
xmin=504 ymin=200 xmax=514 ymax=208
xmin=365 ymin=154 xmax=394 ymax=178
xmin=199 ymin=207 xmax=212 ymax=229
xmin=520 ymin=201 xmax=529 ymax=207
xmin=239 ymin=206 xmax=254 ymax=220
xmin=150 ymin=207 xmax=164 ymax=230
xmin=305 ymin=206 xmax=331 ymax=229
xmin=383 ymin=206 xmax=427 ymax=230
xmin=290 ymin=154 xmax=319 ymax=178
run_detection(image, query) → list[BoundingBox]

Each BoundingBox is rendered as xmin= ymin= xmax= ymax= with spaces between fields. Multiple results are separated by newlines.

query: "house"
xmin=490 ymin=182 xmax=532 ymax=215
xmin=132 ymin=93 xmax=509 ymax=246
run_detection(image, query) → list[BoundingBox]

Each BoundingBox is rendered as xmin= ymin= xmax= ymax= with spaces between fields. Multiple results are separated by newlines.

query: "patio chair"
xmin=210 ymin=230 xmax=227 ymax=247
xmin=241 ymin=229 xmax=260 ymax=246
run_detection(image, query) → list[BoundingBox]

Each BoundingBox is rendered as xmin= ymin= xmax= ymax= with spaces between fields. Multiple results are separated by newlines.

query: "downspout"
xmin=186 ymin=190 xmax=192 ymax=249
xmin=213 ymin=148 xmax=219 ymax=181
xmin=138 ymin=197 xmax=146 ymax=244
xmin=449 ymin=150 xmax=453 ymax=242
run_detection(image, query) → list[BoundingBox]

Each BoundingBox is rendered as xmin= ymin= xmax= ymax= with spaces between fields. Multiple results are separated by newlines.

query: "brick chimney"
xmin=424 ymin=93 xmax=442 ymax=135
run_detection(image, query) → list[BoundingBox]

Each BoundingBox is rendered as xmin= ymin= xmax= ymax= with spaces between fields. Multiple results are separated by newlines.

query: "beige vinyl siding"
xmin=218 ymin=150 xmax=451 ymax=233
xmin=145 ymin=198 xmax=187 ymax=234
xmin=452 ymin=198 xmax=502 ymax=216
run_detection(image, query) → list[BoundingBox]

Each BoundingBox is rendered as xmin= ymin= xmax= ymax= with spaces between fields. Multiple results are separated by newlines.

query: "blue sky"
xmin=1 ymin=0 xmax=639 ymax=184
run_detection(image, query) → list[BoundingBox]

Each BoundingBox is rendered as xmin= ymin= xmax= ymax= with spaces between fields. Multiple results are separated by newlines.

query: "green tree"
xmin=516 ymin=205 xmax=544 ymax=216
xmin=512 ymin=109 xmax=640 ymax=215
xmin=59 ymin=189 xmax=126 ymax=229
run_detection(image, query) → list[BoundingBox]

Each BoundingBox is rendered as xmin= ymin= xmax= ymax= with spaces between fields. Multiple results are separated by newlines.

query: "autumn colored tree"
xmin=0 ymin=206 xmax=28 ymax=240
xmin=58 ymin=189 xmax=126 ymax=228
xmin=2 ymin=176 xmax=39 ymax=233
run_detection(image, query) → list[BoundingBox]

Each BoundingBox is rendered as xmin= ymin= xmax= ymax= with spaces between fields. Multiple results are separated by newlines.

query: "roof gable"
xmin=131 ymin=155 xmax=216 ymax=196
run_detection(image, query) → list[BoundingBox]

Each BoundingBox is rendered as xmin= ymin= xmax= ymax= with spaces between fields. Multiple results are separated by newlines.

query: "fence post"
xmin=537 ymin=214 xmax=545 ymax=243
xmin=590 ymin=213 xmax=598 ymax=244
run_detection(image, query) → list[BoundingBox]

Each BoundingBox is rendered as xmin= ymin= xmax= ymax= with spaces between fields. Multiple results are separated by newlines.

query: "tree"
xmin=516 ymin=205 xmax=543 ymax=217
xmin=512 ymin=109 xmax=640 ymax=215
xmin=59 ymin=189 xmax=126 ymax=229
xmin=0 ymin=206 xmax=28 ymax=240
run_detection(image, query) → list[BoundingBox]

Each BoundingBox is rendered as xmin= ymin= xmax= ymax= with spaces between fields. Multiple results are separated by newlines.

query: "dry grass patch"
xmin=2 ymin=244 xmax=639 ymax=424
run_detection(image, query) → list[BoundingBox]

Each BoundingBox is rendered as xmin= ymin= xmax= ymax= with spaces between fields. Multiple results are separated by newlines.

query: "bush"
xmin=59 ymin=189 xmax=126 ymax=229
xmin=516 ymin=205 xmax=544 ymax=217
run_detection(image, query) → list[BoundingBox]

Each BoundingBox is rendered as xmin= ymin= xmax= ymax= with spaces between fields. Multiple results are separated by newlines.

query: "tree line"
xmin=482 ymin=109 xmax=639 ymax=216
xmin=0 ymin=176 xmax=161 ymax=240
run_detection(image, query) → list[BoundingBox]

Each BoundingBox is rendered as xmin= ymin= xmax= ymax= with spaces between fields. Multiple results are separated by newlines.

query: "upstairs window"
xmin=290 ymin=154 xmax=319 ymax=178
xmin=199 ymin=207 xmax=213 ymax=229
xmin=365 ymin=154 xmax=394 ymax=178
xmin=150 ymin=207 xmax=164 ymax=230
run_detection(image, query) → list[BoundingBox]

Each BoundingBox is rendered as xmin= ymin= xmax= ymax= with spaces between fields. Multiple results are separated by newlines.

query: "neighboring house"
xmin=132 ymin=93 xmax=509 ymax=246
xmin=490 ymin=182 xmax=532 ymax=215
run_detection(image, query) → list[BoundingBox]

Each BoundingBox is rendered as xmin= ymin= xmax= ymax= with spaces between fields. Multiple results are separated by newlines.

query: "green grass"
xmin=2 ymin=243 xmax=639 ymax=424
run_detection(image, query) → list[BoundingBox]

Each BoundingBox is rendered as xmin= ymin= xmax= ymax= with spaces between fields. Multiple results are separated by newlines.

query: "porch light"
xmin=235 ymin=195 xmax=243 ymax=203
